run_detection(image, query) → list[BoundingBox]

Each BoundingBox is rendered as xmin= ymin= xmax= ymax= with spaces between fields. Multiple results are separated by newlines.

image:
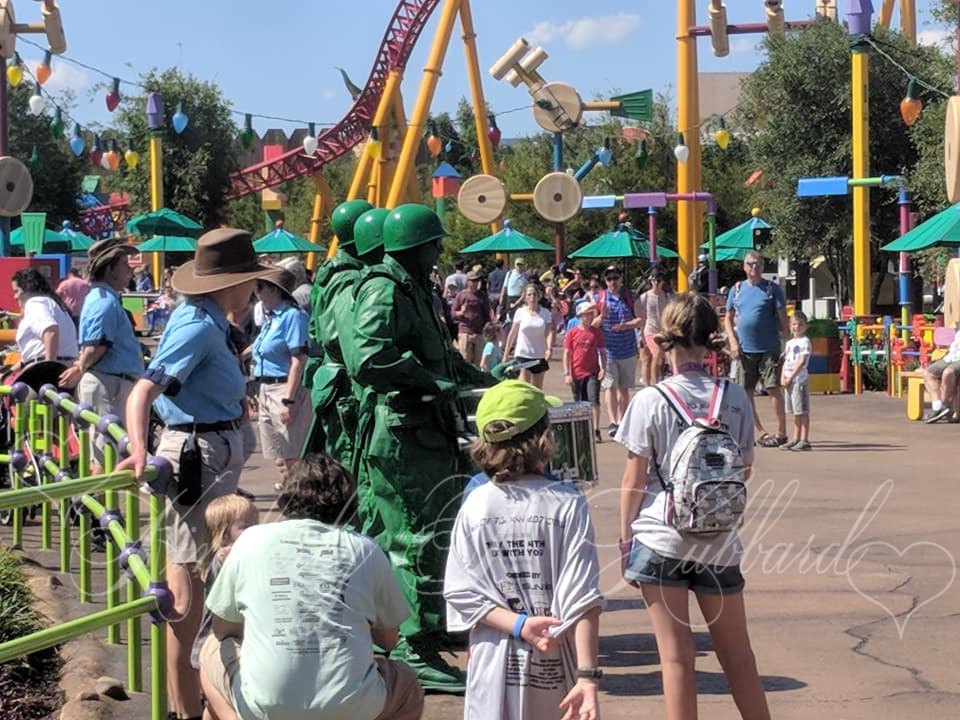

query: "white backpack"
xmin=652 ymin=379 xmax=747 ymax=533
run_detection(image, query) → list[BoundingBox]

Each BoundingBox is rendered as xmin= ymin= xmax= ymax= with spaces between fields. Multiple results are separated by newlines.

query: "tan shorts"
xmin=602 ymin=355 xmax=637 ymax=389
xmin=76 ymin=371 xmax=133 ymax=461
xmin=257 ymin=383 xmax=310 ymax=461
xmin=157 ymin=427 xmax=244 ymax=565
xmin=457 ymin=332 xmax=483 ymax=366
xmin=199 ymin=635 xmax=424 ymax=720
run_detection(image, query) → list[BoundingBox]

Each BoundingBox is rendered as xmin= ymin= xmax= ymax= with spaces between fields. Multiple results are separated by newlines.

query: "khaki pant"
xmin=76 ymin=370 xmax=133 ymax=461
xmin=257 ymin=382 xmax=310 ymax=461
xmin=457 ymin=332 xmax=482 ymax=366
xmin=199 ymin=635 xmax=424 ymax=720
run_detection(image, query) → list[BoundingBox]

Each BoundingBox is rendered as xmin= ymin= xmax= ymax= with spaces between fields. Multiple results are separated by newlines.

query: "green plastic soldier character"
xmin=344 ymin=204 xmax=495 ymax=692
xmin=304 ymin=199 xmax=373 ymax=464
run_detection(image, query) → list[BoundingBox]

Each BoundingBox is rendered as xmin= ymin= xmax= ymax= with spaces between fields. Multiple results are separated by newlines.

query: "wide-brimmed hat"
xmin=257 ymin=268 xmax=297 ymax=304
xmin=88 ymin=236 xmax=137 ymax=278
xmin=466 ymin=270 xmax=485 ymax=281
xmin=514 ymin=257 xmax=525 ymax=267
xmin=171 ymin=228 xmax=272 ymax=295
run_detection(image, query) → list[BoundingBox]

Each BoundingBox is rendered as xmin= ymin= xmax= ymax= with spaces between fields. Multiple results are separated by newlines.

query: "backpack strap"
xmin=655 ymin=378 xmax=727 ymax=426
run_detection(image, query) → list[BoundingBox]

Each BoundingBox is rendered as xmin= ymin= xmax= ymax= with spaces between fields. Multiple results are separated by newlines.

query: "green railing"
xmin=0 ymin=381 xmax=172 ymax=720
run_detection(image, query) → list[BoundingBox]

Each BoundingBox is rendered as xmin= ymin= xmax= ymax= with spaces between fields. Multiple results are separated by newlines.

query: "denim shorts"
xmin=624 ymin=540 xmax=745 ymax=595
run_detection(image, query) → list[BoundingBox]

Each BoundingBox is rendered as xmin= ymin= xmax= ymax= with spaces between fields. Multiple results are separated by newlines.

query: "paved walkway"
xmin=4 ymin=372 xmax=959 ymax=718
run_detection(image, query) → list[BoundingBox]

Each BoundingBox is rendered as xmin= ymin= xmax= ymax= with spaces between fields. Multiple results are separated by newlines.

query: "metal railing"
xmin=0 ymin=381 xmax=173 ymax=720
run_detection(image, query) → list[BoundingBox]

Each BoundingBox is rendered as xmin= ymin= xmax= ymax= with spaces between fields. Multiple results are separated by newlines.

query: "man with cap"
xmin=452 ymin=269 xmax=492 ymax=366
xmin=499 ymin=256 xmax=527 ymax=323
xmin=304 ymin=199 xmax=374 ymax=460
xmin=59 ymin=237 xmax=145 ymax=469
xmin=689 ymin=253 xmax=710 ymax=294
xmin=344 ymin=203 xmax=496 ymax=691
xmin=118 ymin=228 xmax=272 ymax=720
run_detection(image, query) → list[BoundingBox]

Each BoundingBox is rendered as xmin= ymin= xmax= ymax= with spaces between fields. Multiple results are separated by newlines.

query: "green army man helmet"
xmin=353 ymin=208 xmax=390 ymax=257
xmin=382 ymin=203 xmax=450 ymax=253
xmin=331 ymin=199 xmax=374 ymax=248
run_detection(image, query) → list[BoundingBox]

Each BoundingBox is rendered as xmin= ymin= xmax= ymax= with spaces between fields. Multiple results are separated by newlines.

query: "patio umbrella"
xmin=253 ymin=224 xmax=320 ymax=254
xmin=55 ymin=222 xmax=95 ymax=252
xmin=10 ymin=226 xmax=68 ymax=249
xmin=569 ymin=224 xmax=679 ymax=260
xmin=126 ymin=208 xmax=203 ymax=238
xmin=881 ymin=202 xmax=960 ymax=252
xmin=460 ymin=219 xmax=554 ymax=253
xmin=708 ymin=214 xmax=772 ymax=252
xmin=136 ymin=235 xmax=197 ymax=252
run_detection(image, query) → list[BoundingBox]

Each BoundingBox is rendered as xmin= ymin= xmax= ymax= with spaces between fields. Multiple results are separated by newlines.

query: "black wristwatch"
xmin=280 ymin=398 xmax=295 ymax=407
xmin=576 ymin=667 xmax=603 ymax=680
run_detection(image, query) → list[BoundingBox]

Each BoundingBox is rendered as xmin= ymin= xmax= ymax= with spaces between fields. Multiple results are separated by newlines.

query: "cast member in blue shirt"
xmin=119 ymin=228 xmax=271 ymax=720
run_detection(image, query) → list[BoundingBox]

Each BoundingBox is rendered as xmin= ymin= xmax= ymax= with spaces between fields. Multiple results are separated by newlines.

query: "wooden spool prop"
xmin=533 ymin=172 xmax=582 ymax=223
xmin=531 ymin=82 xmax=583 ymax=134
xmin=945 ymin=96 xmax=960 ymax=203
xmin=457 ymin=174 xmax=508 ymax=224
xmin=0 ymin=156 xmax=33 ymax=217
xmin=944 ymin=257 xmax=960 ymax=329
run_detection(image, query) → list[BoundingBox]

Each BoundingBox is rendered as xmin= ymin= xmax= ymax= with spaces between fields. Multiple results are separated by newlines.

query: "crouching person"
xmin=199 ymin=454 xmax=424 ymax=720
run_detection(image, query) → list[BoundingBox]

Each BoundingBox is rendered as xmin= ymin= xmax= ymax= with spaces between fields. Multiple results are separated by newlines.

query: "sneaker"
xmin=779 ymin=439 xmax=799 ymax=450
xmin=594 ymin=429 xmax=602 ymax=444
xmin=924 ymin=406 xmax=952 ymax=424
xmin=790 ymin=441 xmax=812 ymax=451
xmin=390 ymin=637 xmax=466 ymax=693
xmin=608 ymin=423 xmax=619 ymax=438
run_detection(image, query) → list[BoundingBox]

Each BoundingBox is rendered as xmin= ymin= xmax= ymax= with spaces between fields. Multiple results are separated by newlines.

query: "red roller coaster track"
xmin=225 ymin=0 xmax=442 ymax=201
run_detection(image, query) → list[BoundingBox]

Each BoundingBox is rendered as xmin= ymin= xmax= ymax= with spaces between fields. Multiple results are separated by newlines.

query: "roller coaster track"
xmin=225 ymin=0 xmax=442 ymax=201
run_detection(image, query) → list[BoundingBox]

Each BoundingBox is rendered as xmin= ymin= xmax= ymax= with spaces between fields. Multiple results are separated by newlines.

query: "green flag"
xmin=20 ymin=212 xmax=47 ymax=256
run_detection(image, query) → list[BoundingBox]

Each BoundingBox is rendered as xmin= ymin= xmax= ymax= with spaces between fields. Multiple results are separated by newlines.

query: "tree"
xmin=110 ymin=69 xmax=239 ymax=228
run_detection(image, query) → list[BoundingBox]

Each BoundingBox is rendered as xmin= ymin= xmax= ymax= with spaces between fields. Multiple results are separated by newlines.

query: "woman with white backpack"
xmin=616 ymin=292 xmax=770 ymax=720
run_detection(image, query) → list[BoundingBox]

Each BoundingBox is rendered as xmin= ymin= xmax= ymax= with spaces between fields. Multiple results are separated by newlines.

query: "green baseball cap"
xmin=475 ymin=380 xmax=562 ymax=443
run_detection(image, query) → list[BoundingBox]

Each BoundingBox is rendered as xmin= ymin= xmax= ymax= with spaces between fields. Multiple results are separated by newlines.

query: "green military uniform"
xmin=304 ymin=199 xmax=372 ymax=465
xmin=343 ymin=204 xmax=494 ymax=691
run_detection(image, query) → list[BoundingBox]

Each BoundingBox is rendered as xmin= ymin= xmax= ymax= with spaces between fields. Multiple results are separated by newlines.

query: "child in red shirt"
xmin=562 ymin=300 xmax=607 ymax=443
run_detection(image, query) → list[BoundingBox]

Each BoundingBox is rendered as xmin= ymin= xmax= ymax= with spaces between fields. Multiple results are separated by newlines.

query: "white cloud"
xmin=728 ymin=37 xmax=756 ymax=55
xmin=24 ymin=57 xmax=90 ymax=97
xmin=917 ymin=27 xmax=953 ymax=48
xmin=525 ymin=13 xmax=642 ymax=51
xmin=321 ymin=89 xmax=337 ymax=101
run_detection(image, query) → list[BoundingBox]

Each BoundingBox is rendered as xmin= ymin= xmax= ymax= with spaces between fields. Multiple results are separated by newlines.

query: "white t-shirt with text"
xmin=783 ymin=337 xmax=812 ymax=384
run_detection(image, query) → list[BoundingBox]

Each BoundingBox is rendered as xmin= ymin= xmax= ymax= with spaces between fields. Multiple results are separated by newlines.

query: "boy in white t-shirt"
xmin=780 ymin=311 xmax=812 ymax=451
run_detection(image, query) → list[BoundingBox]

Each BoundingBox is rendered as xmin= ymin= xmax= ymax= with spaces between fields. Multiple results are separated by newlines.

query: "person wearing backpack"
xmin=616 ymin=292 xmax=770 ymax=720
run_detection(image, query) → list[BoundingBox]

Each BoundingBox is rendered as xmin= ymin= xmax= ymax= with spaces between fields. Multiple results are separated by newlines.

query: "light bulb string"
xmin=862 ymin=35 xmax=952 ymax=99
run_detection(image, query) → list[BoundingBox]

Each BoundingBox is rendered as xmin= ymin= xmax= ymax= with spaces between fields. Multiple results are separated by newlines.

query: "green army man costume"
xmin=304 ymin=199 xmax=373 ymax=464
xmin=344 ymin=203 xmax=495 ymax=692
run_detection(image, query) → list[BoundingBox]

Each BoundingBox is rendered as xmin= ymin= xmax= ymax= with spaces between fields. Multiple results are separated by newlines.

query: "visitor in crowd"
xmin=724 ymin=250 xmax=789 ymax=446
xmin=119 ymin=228 xmax=272 ymax=720
xmin=487 ymin=258 xmax=506 ymax=311
xmin=585 ymin=276 xmax=602 ymax=303
xmin=637 ymin=269 xmax=673 ymax=387
xmin=56 ymin=267 xmax=90 ymax=328
xmin=59 ymin=238 xmax=144 ymax=469
xmin=544 ymin=283 xmax=566 ymax=334
xmin=499 ymin=257 xmax=527 ymax=324
xmin=445 ymin=260 xmax=468 ymax=293
xmin=247 ymin=268 xmax=311 ymax=488
xmin=452 ymin=270 xmax=492 ymax=366
xmin=189 ymin=493 xmax=259 ymax=673
xmin=445 ymin=379 xmax=603 ymax=720
xmin=480 ymin=321 xmax=503 ymax=372
xmin=442 ymin=282 xmax=460 ymax=341
xmin=4 ymin=268 xmax=78 ymax=374
xmin=923 ymin=326 xmax=960 ymax=423
xmin=781 ymin=311 xmax=812 ymax=450
xmin=199 ymin=454 xmax=424 ymax=720
xmin=616 ymin=292 xmax=770 ymax=720
xmin=504 ymin=283 xmax=554 ymax=389
xmin=145 ymin=285 xmax=177 ymax=335
xmin=135 ymin=266 xmax=155 ymax=293
xmin=596 ymin=265 xmax=642 ymax=437
xmin=276 ymin=256 xmax=313 ymax=311
xmin=563 ymin=300 xmax=606 ymax=443
xmin=688 ymin=253 xmax=709 ymax=294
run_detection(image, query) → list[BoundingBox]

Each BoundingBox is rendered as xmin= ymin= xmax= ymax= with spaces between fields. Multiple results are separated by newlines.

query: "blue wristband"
xmin=512 ymin=613 xmax=528 ymax=639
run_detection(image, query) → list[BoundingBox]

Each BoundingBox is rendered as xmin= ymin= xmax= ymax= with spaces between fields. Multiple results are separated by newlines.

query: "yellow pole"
xmin=878 ymin=0 xmax=895 ymax=27
xmin=347 ymin=145 xmax=374 ymax=201
xmin=901 ymin=0 xmax=916 ymax=47
xmin=459 ymin=0 xmax=501 ymax=233
xmin=675 ymin=0 xmax=702 ymax=291
xmin=307 ymin=173 xmax=331 ymax=270
xmin=386 ymin=0 xmax=462 ymax=208
xmin=852 ymin=50 xmax=871 ymax=316
xmin=390 ymin=87 xmax=421 ymax=203
xmin=148 ymin=134 xmax=164 ymax=287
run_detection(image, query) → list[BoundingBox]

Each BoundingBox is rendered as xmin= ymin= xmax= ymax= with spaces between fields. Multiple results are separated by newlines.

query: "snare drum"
xmin=548 ymin=401 xmax=597 ymax=485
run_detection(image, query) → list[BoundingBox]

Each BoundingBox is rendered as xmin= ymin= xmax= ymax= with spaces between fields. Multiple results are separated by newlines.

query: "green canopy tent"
xmin=136 ymin=235 xmax=197 ymax=252
xmin=253 ymin=225 xmax=321 ymax=254
xmin=460 ymin=219 xmax=555 ymax=254
xmin=10 ymin=226 xmax=93 ymax=253
xmin=126 ymin=208 xmax=203 ymax=238
xmin=881 ymin=202 xmax=960 ymax=252
xmin=569 ymin=224 xmax=678 ymax=260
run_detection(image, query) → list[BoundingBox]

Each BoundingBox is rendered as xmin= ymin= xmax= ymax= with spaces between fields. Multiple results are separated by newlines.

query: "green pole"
xmin=150 ymin=492 xmax=167 ymax=720
xmin=12 ymin=398 xmax=25 ymax=548
xmin=126 ymin=484 xmax=142 ymax=692
xmin=58 ymin=413 xmax=70 ymax=574
xmin=77 ymin=426 xmax=91 ymax=603
xmin=35 ymin=403 xmax=52 ymax=551
xmin=103 ymin=442 xmax=120 ymax=645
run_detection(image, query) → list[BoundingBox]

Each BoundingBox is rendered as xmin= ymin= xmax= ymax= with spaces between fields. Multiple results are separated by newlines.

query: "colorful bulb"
xmin=36 ymin=51 xmax=52 ymax=85
xmin=674 ymin=134 xmax=689 ymax=164
xmin=69 ymin=124 xmax=85 ymax=157
xmin=635 ymin=139 xmax=648 ymax=170
xmin=900 ymin=79 xmax=922 ymax=127
xmin=49 ymin=107 xmax=64 ymax=138
xmin=28 ymin=93 xmax=47 ymax=115
xmin=714 ymin=117 xmax=730 ymax=150
xmin=172 ymin=101 xmax=189 ymax=134
xmin=124 ymin=147 xmax=140 ymax=169
xmin=6 ymin=62 xmax=22 ymax=87
xmin=105 ymin=77 xmax=121 ymax=112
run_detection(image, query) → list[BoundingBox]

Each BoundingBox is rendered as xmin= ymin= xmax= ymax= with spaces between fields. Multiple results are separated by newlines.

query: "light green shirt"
xmin=206 ymin=519 xmax=410 ymax=720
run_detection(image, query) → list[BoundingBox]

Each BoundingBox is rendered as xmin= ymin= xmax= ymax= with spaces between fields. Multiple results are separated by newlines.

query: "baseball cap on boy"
xmin=476 ymin=380 xmax=562 ymax=443
xmin=575 ymin=300 xmax=598 ymax=316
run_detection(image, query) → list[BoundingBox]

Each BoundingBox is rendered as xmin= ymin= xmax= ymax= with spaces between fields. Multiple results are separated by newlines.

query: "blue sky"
xmin=23 ymin=1 xmax=952 ymax=141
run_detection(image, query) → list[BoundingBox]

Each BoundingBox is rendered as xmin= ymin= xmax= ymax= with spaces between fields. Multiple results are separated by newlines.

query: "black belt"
xmin=168 ymin=419 xmax=242 ymax=433
xmin=256 ymin=376 xmax=288 ymax=385
xmin=99 ymin=371 xmax=141 ymax=383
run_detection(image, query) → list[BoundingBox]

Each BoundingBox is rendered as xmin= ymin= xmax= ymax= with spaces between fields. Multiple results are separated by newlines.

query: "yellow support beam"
xmin=878 ymin=0 xmax=895 ymax=27
xmin=901 ymin=0 xmax=916 ymax=47
xmin=675 ymin=0 xmax=702 ymax=291
xmin=307 ymin=173 xmax=331 ymax=271
xmin=852 ymin=51 xmax=871 ymax=315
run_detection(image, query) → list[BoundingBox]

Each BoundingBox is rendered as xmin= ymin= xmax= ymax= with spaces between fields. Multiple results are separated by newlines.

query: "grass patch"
xmin=0 ymin=545 xmax=62 ymax=719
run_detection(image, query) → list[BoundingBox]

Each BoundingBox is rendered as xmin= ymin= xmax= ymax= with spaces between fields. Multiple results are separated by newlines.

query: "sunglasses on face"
xmin=745 ymin=261 xmax=762 ymax=268
xmin=606 ymin=275 xmax=621 ymax=281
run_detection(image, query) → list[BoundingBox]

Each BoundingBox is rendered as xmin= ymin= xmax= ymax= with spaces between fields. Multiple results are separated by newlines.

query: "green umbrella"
xmin=136 ymin=235 xmax=197 ymax=252
xmin=10 ymin=226 xmax=68 ymax=247
xmin=708 ymin=215 xmax=772 ymax=251
xmin=56 ymin=223 xmax=95 ymax=252
xmin=570 ymin=223 xmax=678 ymax=260
xmin=127 ymin=208 xmax=203 ymax=238
xmin=461 ymin=219 xmax=555 ymax=253
xmin=881 ymin=202 xmax=960 ymax=252
xmin=253 ymin=225 xmax=321 ymax=254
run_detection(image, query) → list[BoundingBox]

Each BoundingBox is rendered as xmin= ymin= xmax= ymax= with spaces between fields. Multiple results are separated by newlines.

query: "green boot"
xmin=389 ymin=636 xmax=466 ymax=694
